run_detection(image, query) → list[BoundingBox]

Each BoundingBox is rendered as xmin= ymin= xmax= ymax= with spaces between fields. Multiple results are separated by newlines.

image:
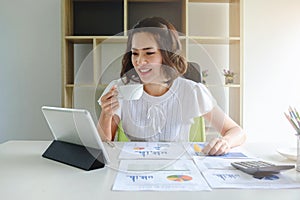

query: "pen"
xmin=284 ymin=112 xmax=300 ymax=135
xmin=294 ymin=107 xmax=300 ymax=119
xmin=284 ymin=112 xmax=298 ymax=129
xmin=288 ymin=107 xmax=297 ymax=119
xmin=106 ymin=141 xmax=115 ymax=148
xmin=290 ymin=107 xmax=300 ymax=127
xmin=288 ymin=106 xmax=300 ymax=128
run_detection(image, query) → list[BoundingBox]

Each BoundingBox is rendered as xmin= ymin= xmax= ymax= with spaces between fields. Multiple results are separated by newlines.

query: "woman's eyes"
xmin=131 ymin=52 xmax=156 ymax=56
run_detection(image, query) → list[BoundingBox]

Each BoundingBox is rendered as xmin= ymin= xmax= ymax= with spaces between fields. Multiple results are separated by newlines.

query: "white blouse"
xmin=101 ymin=77 xmax=216 ymax=142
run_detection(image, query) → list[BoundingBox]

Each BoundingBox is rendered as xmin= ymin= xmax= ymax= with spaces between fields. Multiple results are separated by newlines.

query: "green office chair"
xmin=189 ymin=116 xmax=206 ymax=142
xmin=184 ymin=62 xmax=206 ymax=142
xmin=95 ymin=62 xmax=206 ymax=142
xmin=113 ymin=116 xmax=205 ymax=142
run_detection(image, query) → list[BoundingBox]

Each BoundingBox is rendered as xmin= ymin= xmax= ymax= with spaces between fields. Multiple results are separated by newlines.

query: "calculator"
xmin=231 ymin=160 xmax=295 ymax=178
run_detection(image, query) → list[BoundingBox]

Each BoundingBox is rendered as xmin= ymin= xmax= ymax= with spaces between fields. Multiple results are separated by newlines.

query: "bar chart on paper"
xmin=201 ymin=169 xmax=300 ymax=189
xmin=118 ymin=142 xmax=186 ymax=159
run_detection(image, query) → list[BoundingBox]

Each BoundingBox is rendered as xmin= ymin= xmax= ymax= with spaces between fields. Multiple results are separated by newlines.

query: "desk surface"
xmin=1 ymin=141 xmax=300 ymax=200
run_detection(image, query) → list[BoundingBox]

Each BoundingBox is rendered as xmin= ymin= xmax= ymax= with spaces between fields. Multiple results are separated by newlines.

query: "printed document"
xmin=112 ymin=159 xmax=211 ymax=191
xmin=187 ymin=142 xmax=248 ymax=158
xmin=202 ymin=169 xmax=300 ymax=189
xmin=119 ymin=142 xmax=187 ymax=159
xmin=193 ymin=157 xmax=300 ymax=189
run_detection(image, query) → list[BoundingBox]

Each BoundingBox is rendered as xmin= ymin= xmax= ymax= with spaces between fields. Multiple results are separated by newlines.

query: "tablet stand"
xmin=42 ymin=140 xmax=105 ymax=171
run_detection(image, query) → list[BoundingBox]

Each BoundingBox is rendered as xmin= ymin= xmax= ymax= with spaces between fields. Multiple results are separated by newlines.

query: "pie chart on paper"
xmin=167 ymin=175 xmax=193 ymax=182
xmin=133 ymin=147 xmax=145 ymax=150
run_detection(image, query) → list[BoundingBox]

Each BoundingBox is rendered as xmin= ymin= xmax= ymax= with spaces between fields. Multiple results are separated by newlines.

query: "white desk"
xmin=1 ymin=141 xmax=300 ymax=200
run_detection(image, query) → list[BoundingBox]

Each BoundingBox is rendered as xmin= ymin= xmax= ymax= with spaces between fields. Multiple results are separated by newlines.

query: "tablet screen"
xmin=42 ymin=106 xmax=110 ymax=164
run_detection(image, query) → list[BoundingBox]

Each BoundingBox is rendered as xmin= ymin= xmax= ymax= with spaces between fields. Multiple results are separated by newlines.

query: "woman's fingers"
xmin=202 ymin=138 xmax=218 ymax=155
xmin=101 ymin=95 xmax=118 ymax=107
xmin=202 ymin=137 xmax=230 ymax=156
xmin=100 ymin=86 xmax=117 ymax=102
xmin=99 ymin=86 xmax=119 ymax=116
xmin=214 ymin=140 xmax=230 ymax=156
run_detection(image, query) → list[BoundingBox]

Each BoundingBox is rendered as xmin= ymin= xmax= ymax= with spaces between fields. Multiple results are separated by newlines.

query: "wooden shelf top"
xmin=65 ymin=35 xmax=239 ymax=44
xmin=188 ymin=36 xmax=240 ymax=44
xmin=189 ymin=0 xmax=233 ymax=3
xmin=65 ymin=84 xmax=109 ymax=88
xmin=206 ymin=83 xmax=240 ymax=88
xmin=65 ymin=36 xmax=128 ymax=43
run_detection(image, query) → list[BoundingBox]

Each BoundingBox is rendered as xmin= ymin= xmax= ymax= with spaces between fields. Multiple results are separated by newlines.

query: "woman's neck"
xmin=143 ymin=83 xmax=170 ymax=96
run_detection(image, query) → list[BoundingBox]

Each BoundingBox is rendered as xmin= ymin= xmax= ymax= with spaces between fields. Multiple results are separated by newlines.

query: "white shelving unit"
xmin=62 ymin=0 xmax=243 ymax=125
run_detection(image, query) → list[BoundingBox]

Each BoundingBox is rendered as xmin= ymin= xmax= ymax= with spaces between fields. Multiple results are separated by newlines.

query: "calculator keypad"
xmin=231 ymin=160 xmax=294 ymax=176
xmin=236 ymin=161 xmax=275 ymax=168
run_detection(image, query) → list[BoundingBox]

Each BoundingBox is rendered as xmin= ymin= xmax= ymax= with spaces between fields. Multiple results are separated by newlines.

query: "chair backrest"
xmin=183 ymin=62 xmax=202 ymax=83
xmin=183 ymin=62 xmax=206 ymax=142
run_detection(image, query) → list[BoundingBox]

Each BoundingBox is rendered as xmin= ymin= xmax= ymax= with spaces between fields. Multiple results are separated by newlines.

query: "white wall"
xmin=244 ymin=0 xmax=300 ymax=143
xmin=0 ymin=0 xmax=61 ymax=143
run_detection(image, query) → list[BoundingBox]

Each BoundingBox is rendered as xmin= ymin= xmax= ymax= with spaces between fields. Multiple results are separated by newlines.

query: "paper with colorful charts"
xmin=118 ymin=142 xmax=187 ymax=160
xmin=112 ymin=159 xmax=211 ymax=191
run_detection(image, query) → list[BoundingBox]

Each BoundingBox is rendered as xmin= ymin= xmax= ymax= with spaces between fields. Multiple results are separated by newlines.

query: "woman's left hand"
xmin=202 ymin=137 xmax=230 ymax=156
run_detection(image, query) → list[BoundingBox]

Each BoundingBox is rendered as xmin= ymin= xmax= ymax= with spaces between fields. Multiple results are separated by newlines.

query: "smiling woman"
xmin=131 ymin=32 xmax=164 ymax=89
xmin=97 ymin=17 xmax=246 ymax=156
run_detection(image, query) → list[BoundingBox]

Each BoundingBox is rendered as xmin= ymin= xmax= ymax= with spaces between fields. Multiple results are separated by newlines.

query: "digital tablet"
xmin=41 ymin=106 xmax=110 ymax=164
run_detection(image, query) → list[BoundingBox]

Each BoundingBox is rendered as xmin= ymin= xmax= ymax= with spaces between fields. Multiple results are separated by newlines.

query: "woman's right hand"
xmin=99 ymin=85 xmax=119 ymax=117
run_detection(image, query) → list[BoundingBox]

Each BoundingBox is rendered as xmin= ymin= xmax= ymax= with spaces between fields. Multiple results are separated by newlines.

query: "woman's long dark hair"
xmin=121 ymin=17 xmax=187 ymax=84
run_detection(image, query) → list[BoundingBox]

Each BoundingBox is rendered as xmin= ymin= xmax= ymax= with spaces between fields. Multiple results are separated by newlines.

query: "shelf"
xmin=127 ymin=0 xmax=184 ymax=33
xmin=65 ymin=84 xmax=74 ymax=88
xmin=65 ymin=36 xmax=94 ymax=43
xmin=205 ymin=84 xmax=240 ymax=88
xmin=128 ymin=0 xmax=182 ymax=2
xmin=73 ymin=0 xmax=124 ymax=36
xmin=189 ymin=0 xmax=233 ymax=3
xmin=65 ymin=84 xmax=109 ymax=88
xmin=65 ymin=36 xmax=128 ymax=44
xmin=95 ymin=36 xmax=128 ymax=44
xmin=66 ymin=83 xmax=240 ymax=89
xmin=188 ymin=36 xmax=240 ymax=44
xmin=223 ymin=84 xmax=240 ymax=88
xmin=64 ymin=35 xmax=243 ymax=44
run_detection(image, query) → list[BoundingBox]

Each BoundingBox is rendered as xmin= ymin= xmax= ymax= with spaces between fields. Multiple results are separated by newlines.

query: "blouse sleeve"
xmin=181 ymin=82 xmax=217 ymax=123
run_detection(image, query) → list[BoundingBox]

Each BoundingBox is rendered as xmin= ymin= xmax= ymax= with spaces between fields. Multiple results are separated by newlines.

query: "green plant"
xmin=223 ymin=69 xmax=235 ymax=77
xmin=201 ymin=69 xmax=208 ymax=78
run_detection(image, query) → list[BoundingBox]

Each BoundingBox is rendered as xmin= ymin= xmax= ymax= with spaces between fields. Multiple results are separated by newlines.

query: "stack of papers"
xmin=112 ymin=142 xmax=300 ymax=191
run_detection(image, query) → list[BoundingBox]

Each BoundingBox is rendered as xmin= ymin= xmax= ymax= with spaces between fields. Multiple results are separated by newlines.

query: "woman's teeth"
xmin=140 ymin=68 xmax=151 ymax=73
